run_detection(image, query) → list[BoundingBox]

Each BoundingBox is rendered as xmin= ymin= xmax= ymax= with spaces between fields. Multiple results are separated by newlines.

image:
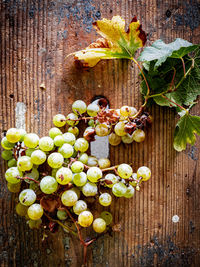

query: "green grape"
xmin=122 ymin=134 xmax=134 ymax=144
xmin=24 ymin=133 xmax=39 ymax=148
xmin=74 ymin=138 xmax=89 ymax=152
xmin=129 ymin=173 xmax=138 ymax=187
xmin=112 ymin=182 xmax=127 ymax=197
xmin=51 ymin=168 xmax=59 ymax=178
xmin=129 ymin=106 xmax=137 ymax=116
xmin=29 ymin=182 xmax=40 ymax=192
xmin=39 ymin=136 xmax=54 ymax=151
xmin=95 ymin=124 xmax=109 ymax=136
xmin=19 ymin=189 xmax=36 ymax=206
xmin=93 ymin=218 xmax=106 ymax=233
xmin=72 ymin=100 xmax=87 ymax=115
xmin=28 ymin=204 xmax=43 ymax=220
xmin=99 ymin=193 xmax=112 ymax=206
xmin=87 ymin=156 xmax=98 ymax=167
xmin=87 ymin=103 xmax=99 ymax=117
xmin=73 ymin=200 xmax=87 ymax=215
xmin=7 ymin=181 xmax=21 ymax=193
xmin=1 ymin=137 xmax=15 ymax=150
xmin=71 ymin=187 xmax=81 ymax=199
xmin=63 ymin=132 xmax=76 ymax=145
xmin=88 ymin=119 xmax=95 ymax=127
xmin=71 ymin=161 xmax=84 ymax=173
xmin=57 ymin=210 xmax=68 ymax=220
xmin=87 ymin=167 xmax=102 ymax=182
xmin=6 ymin=128 xmax=21 ymax=143
xmin=61 ymin=190 xmax=78 ymax=206
xmin=49 ymin=127 xmax=62 ymax=139
xmin=120 ymin=106 xmax=131 ymax=117
xmin=17 ymin=156 xmax=33 ymax=171
xmin=47 ymin=152 xmax=64 ymax=168
xmin=82 ymin=182 xmax=97 ymax=197
xmin=58 ymin=143 xmax=74 ymax=158
xmin=104 ymin=173 xmax=118 ymax=188
xmin=68 ymin=126 xmax=79 ymax=137
xmin=72 ymin=149 xmax=78 ymax=158
xmin=1 ymin=150 xmax=13 ymax=160
xmin=53 ymin=114 xmax=66 ymax=127
xmin=100 ymin=211 xmax=113 ymax=225
xmin=132 ymin=129 xmax=145 ymax=142
xmin=73 ymin=172 xmax=87 ymax=186
xmin=31 ymin=150 xmax=46 ymax=165
xmin=124 ymin=184 xmax=135 ymax=198
xmin=78 ymin=211 xmax=93 ymax=227
xmin=18 ymin=129 xmax=27 ymax=141
xmin=5 ymin=167 xmax=22 ymax=184
xmin=66 ymin=113 xmax=79 ymax=126
xmin=137 ymin=166 xmax=151 ymax=181
xmin=98 ymin=158 xmax=111 ymax=169
xmin=40 ymin=176 xmax=58 ymax=194
xmin=56 ymin=167 xmax=72 ymax=185
xmin=114 ymin=122 xmax=126 ymax=136
xmin=16 ymin=202 xmax=28 ymax=216
xmin=78 ymin=153 xmax=88 ymax=164
xmin=117 ymin=164 xmax=133 ymax=179
xmin=108 ymin=133 xmax=121 ymax=146
xmin=28 ymin=219 xmax=42 ymax=229
xmin=25 ymin=148 xmax=36 ymax=157
xmin=54 ymin=135 xmax=65 ymax=147
xmin=24 ymin=168 xmax=39 ymax=183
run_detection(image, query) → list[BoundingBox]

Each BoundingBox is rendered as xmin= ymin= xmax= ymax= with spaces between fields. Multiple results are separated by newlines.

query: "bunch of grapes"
xmin=1 ymin=99 xmax=151 ymax=262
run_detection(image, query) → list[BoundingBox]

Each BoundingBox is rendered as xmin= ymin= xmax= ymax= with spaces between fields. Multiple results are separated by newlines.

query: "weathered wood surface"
xmin=0 ymin=0 xmax=200 ymax=266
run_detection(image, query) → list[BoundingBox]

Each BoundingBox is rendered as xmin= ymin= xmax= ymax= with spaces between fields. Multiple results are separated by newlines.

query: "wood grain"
xmin=0 ymin=0 xmax=200 ymax=266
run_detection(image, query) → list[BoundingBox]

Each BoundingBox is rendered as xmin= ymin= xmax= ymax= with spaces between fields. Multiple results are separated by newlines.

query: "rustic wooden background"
xmin=0 ymin=0 xmax=200 ymax=266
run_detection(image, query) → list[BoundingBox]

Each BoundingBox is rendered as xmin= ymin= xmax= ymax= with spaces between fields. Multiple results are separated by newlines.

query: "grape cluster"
xmin=1 ymin=100 xmax=151 ymax=257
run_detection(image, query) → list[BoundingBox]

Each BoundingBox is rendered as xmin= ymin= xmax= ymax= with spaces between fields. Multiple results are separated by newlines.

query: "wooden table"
xmin=0 ymin=0 xmax=199 ymax=266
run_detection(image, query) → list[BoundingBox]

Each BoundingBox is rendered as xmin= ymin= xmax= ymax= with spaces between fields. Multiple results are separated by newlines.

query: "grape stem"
xmin=16 ymin=176 xmax=40 ymax=184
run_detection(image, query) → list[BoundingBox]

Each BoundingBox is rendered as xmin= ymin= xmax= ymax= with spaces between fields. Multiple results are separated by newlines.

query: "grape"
xmin=17 ymin=156 xmax=33 ymax=171
xmin=72 ymin=100 xmax=87 ymax=114
xmin=87 ymin=156 xmax=98 ymax=167
xmin=114 ymin=122 xmax=126 ymax=136
xmin=93 ymin=218 xmax=106 ymax=233
xmin=1 ymin=137 xmax=15 ymax=150
xmin=82 ymin=182 xmax=97 ymax=197
xmin=108 ymin=133 xmax=121 ymax=146
xmin=104 ymin=173 xmax=118 ymax=188
xmin=53 ymin=114 xmax=66 ymax=127
xmin=66 ymin=113 xmax=79 ymax=126
xmin=5 ymin=167 xmax=22 ymax=184
xmin=132 ymin=129 xmax=145 ymax=142
xmin=73 ymin=200 xmax=87 ymax=215
xmin=112 ymin=182 xmax=127 ymax=197
xmin=87 ymin=167 xmax=102 ymax=182
xmin=95 ymin=124 xmax=109 ymax=136
xmin=39 ymin=136 xmax=54 ymax=151
xmin=73 ymin=172 xmax=87 ymax=186
xmin=120 ymin=106 xmax=131 ymax=117
xmin=28 ymin=204 xmax=43 ymax=220
xmin=49 ymin=127 xmax=62 ymax=139
xmin=117 ymin=164 xmax=133 ymax=179
xmin=7 ymin=182 xmax=21 ymax=193
xmin=129 ymin=173 xmax=138 ymax=187
xmin=137 ymin=166 xmax=151 ymax=181
xmin=8 ymin=158 xmax=17 ymax=167
xmin=6 ymin=128 xmax=21 ymax=143
xmin=31 ymin=150 xmax=46 ymax=165
xmin=24 ymin=133 xmax=39 ymax=148
xmin=68 ymin=126 xmax=79 ymax=137
xmin=124 ymin=184 xmax=135 ymax=198
xmin=71 ymin=187 xmax=81 ymax=199
xmin=58 ymin=143 xmax=74 ymax=158
xmin=63 ymin=132 xmax=76 ymax=145
xmin=54 ymin=135 xmax=65 ymax=147
xmin=51 ymin=168 xmax=59 ymax=178
xmin=25 ymin=148 xmax=36 ymax=157
xmin=16 ymin=203 xmax=28 ymax=216
xmin=61 ymin=190 xmax=78 ymax=206
xmin=29 ymin=182 xmax=40 ymax=193
xmin=47 ymin=152 xmax=64 ymax=168
xmin=1 ymin=150 xmax=13 ymax=160
xmin=122 ymin=134 xmax=134 ymax=144
xmin=78 ymin=211 xmax=93 ymax=227
xmin=100 ymin=211 xmax=113 ymax=225
xmin=18 ymin=129 xmax=27 ymax=141
xmin=129 ymin=106 xmax=137 ymax=116
xmin=88 ymin=119 xmax=95 ymax=127
xmin=71 ymin=161 xmax=84 ymax=173
xmin=99 ymin=193 xmax=112 ymax=206
xmin=78 ymin=153 xmax=88 ymax=164
xmin=56 ymin=167 xmax=72 ymax=185
xmin=87 ymin=103 xmax=99 ymax=117
xmin=98 ymin=158 xmax=111 ymax=169
xmin=74 ymin=138 xmax=89 ymax=152
xmin=19 ymin=189 xmax=36 ymax=206
xmin=28 ymin=219 xmax=42 ymax=229
xmin=24 ymin=168 xmax=39 ymax=183
xmin=40 ymin=176 xmax=58 ymax=194
xmin=57 ymin=210 xmax=68 ymax=220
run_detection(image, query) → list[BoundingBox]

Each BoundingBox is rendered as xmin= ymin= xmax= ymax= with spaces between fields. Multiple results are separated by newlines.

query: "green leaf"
xmin=174 ymin=113 xmax=200 ymax=151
